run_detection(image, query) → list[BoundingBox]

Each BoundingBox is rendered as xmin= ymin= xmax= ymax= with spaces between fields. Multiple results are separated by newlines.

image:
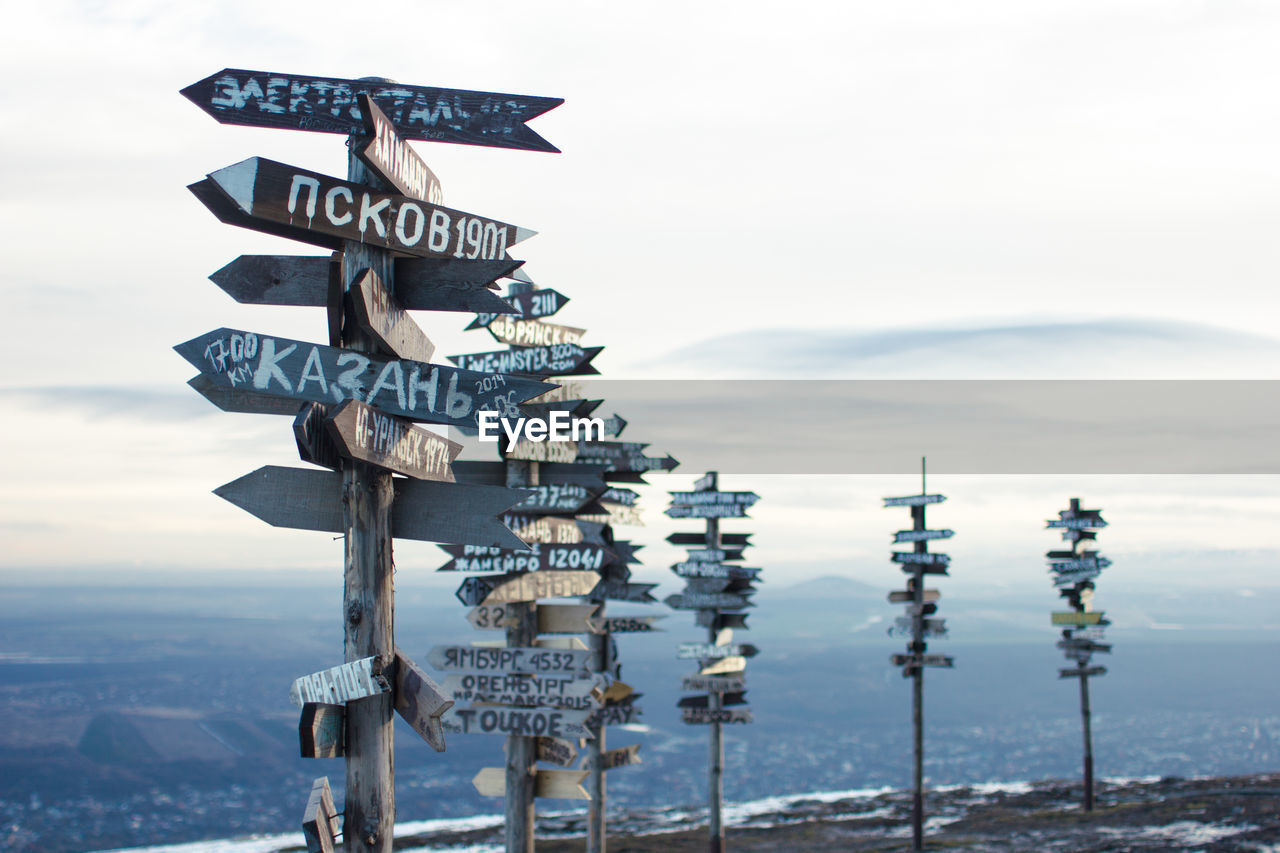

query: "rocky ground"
xmin=385 ymin=773 xmax=1280 ymax=852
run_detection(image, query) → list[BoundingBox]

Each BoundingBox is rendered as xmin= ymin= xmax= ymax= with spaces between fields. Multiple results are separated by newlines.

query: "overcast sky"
xmin=2 ymin=1 xmax=1279 ymax=616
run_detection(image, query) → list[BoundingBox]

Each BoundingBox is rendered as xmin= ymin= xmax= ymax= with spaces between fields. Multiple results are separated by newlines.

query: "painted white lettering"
xmin=296 ymin=347 xmax=329 ymax=394
xmin=325 ymin=186 xmax=353 ymax=225
xmin=252 ymin=339 xmax=296 ymax=392
xmin=428 ymin=210 xmax=450 ymax=252
xmin=395 ymin=202 xmax=425 ymax=246
xmin=287 ymin=175 xmax=321 ymax=220
xmin=358 ymin=193 xmax=390 ymax=238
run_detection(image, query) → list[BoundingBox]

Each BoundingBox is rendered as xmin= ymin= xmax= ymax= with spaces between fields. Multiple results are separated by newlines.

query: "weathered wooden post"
xmin=1046 ymin=497 xmax=1112 ymax=812
xmin=177 ymin=68 xmax=563 ymax=853
xmin=884 ymin=458 xmax=953 ymax=852
xmin=668 ymin=472 xmax=761 ymax=853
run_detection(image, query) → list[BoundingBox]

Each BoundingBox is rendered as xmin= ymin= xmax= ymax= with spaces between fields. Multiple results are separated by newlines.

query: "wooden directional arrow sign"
xmin=537 ymin=736 xmax=580 ymax=767
xmin=181 ymin=69 xmax=562 ymax=151
xmin=188 ymin=373 xmax=303 ymax=415
xmin=354 ymin=94 xmax=442 ymax=204
xmin=1047 ymin=517 xmax=1108 ymax=530
xmin=665 ymin=503 xmax=752 ymax=519
xmin=176 ymin=328 xmax=550 ymax=429
xmin=487 ymin=316 xmax=585 ymax=348
xmin=682 ymin=707 xmax=753 ymax=725
xmin=215 ymin=466 xmax=526 ymax=549
xmin=325 ymin=399 xmax=459 ymax=481
xmin=503 ymin=515 xmax=606 ymax=546
xmin=600 ymin=744 xmax=642 ymax=770
xmin=697 ymin=611 xmax=750 ymax=631
xmin=465 ymin=603 xmax=600 ymax=634
xmin=1047 ymin=552 xmax=1111 ymax=572
xmin=1057 ymin=639 xmax=1112 ymax=654
xmin=888 ymin=589 xmax=941 ymax=604
xmin=589 ymin=580 xmax=658 ymax=603
xmin=672 ymin=562 xmax=760 ymax=580
xmin=438 ymin=542 xmax=615 ymax=573
xmin=1051 ymin=611 xmax=1107 ymax=626
xmin=602 ymin=615 xmax=666 ymax=633
xmin=678 ymin=692 xmax=747 ymax=709
xmin=684 ymin=547 xmax=746 ymax=563
xmin=891 ymin=551 xmax=950 ymax=567
xmin=504 ymin=438 xmax=579 ymax=463
xmin=449 ymin=344 xmax=602 ymax=377
xmin=209 ymin=254 xmax=519 ymax=315
xmin=394 ymin=648 xmax=452 ymax=752
xmin=511 ymin=483 xmax=601 ymax=515
xmin=479 ymin=571 xmax=602 ymax=604
xmin=668 ymin=532 xmax=751 ymax=547
xmin=665 ymin=592 xmax=753 ymax=611
xmin=700 ymin=656 xmax=747 ymax=676
xmin=302 ymin=777 xmax=341 ymax=853
xmin=197 ymin=158 xmax=534 ymax=258
xmin=893 ymin=529 xmax=954 ymax=543
xmin=601 ymin=414 xmax=627 ymax=437
xmin=678 ymin=643 xmax=758 ymax=660
xmin=290 ymin=657 xmax=390 ymax=707
xmin=299 ymin=703 xmax=344 ymax=758
xmin=443 ymin=705 xmax=594 ymax=739
xmin=428 ymin=644 xmax=592 ymax=675
xmin=582 ymin=501 xmax=643 ymax=527
xmin=669 ymin=491 xmax=759 ymax=508
xmin=1059 ymin=666 xmax=1107 ymax=679
xmin=588 ymin=694 xmax=643 ymax=727
xmin=442 ymin=672 xmax=601 ymax=711
xmin=348 ymin=270 xmax=434 ymax=362
xmin=883 ymin=493 xmax=947 ymax=507
xmin=891 ymin=653 xmax=954 ymax=668
xmin=681 ymin=674 xmax=746 ymax=693
xmin=1053 ymin=568 xmax=1101 ymax=587
xmin=469 ymin=288 xmax=570 ymax=328
xmin=473 ymin=767 xmax=590 ymax=799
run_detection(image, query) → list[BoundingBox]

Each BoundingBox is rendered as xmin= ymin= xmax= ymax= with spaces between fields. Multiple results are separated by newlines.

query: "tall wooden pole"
xmin=586 ymin=602 xmax=607 ymax=853
xmin=504 ymin=282 xmax=538 ymax=853
xmin=704 ymin=472 xmax=724 ymax=853
xmin=342 ymin=118 xmax=397 ymax=853
xmin=909 ymin=458 xmax=926 ymax=852
xmin=1079 ymin=662 xmax=1095 ymax=810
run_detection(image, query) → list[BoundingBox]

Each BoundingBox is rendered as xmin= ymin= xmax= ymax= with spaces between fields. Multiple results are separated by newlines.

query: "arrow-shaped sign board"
xmin=893 ymin=529 xmax=954 ymax=543
xmin=290 ymin=657 xmax=390 ymax=707
xmin=487 ymin=316 xmax=585 ymax=348
xmin=181 ymin=69 xmax=562 ymax=150
xmin=444 ymin=706 xmax=594 ymax=739
xmin=504 ymin=438 xmax=579 ymax=463
xmin=1053 ymin=568 xmax=1101 ymax=588
xmin=681 ymin=707 xmax=753 ymax=725
xmin=677 ymin=691 xmax=747 ymax=709
xmin=587 ymin=697 xmax=643 ymax=728
xmin=669 ymin=491 xmax=759 ymax=508
xmin=891 ymin=653 xmax=954 ymax=668
xmin=325 ymin=399 xmax=459 ymax=481
xmin=1057 ymin=639 xmax=1112 ymax=654
xmin=1059 ymin=666 xmax=1108 ymax=679
xmin=479 ymin=571 xmax=601 ymax=604
xmin=189 ymin=373 xmax=305 ymax=416
xmin=681 ymin=674 xmax=746 ymax=693
xmin=887 ymin=589 xmax=941 ymax=604
xmin=473 ymin=767 xmax=589 ymax=799
xmin=599 ymin=743 xmax=642 ymax=770
xmin=348 ymin=270 xmax=434 ymax=363
xmin=394 ymin=648 xmax=452 ymax=752
xmin=442 ymin=673 xmax=601 ymax=711
xmin=537 ymin=736 xmax=579 ymax=767
xmin=589 ymin=580 xmax=658 ymax=603
xmin=502 ymin=515 xmax=606 ymax=547
xmin=200 ymin=158 xmax=534 ymax=259
xmin=693 ymin=472 xmax=716 ymax=492
xmin=667 ymin=532 xmax=751 ymax=547
xmin=696 ymin=611 xmax=750 ymax=631
xmin=468 ymin=288 xmax=570 ymax=328
xmin=438 ymin=542 xmax=615 ymax=574
xmin=1047 ymin=517 xmax=1108 ymax=530
xmin=511 ymin=483 xmax=599 ymax=515
xmin=302 ymin=777 xmax=341 ymax=853
xmin=891 ymin=551 xmax=950 ymax=567
xmin=299 ymin=703 xmax=344 ymax=759
xmin=684 ymin=547 xmax=746 ymax=563
xmin=665 ymin=592 xmax=753 ymax=611
xmin=1051 ymin=611 xmax=1106 ymax=626
xmin=602 ymin=615 xmax=666 ymax=633
xmin=216 ymin=466 xmax=525 ymax=549
xmin=208 ymin=254 xmax=520 ymax=315
xmin=354 ymin=94 xmax=442 ymax=204
xmin=699 ymin=656 xmax=747 ymax=676
xmin=428 ymin=644 xmax=592 ymax=675
xmin=466 ymin=603 xmax=600 ymax=635
xmin=176 ymin=328 xmax=550 ymax=429
xmin=883 ymin=493 xmax=946 ymax=507
xmin=665 ymin=503 xmax=752 ymax=519
xmin=672 ymin=562 xmax=761 ymax=580
xmin=678 ymin=643 xmax=758 ymax=660
xmin=1047 ymin=555 xmax=1112 ymax=572
xmin=450 ymin=344 xmax=602 ymax=377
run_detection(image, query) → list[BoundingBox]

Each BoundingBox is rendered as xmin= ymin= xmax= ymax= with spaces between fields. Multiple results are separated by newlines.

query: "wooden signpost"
xmin=473 ymin=768 xmax=591 ymax=800
xmin=1046 ymin=498 xmax=1113 ymax=812
xmin=438 ymin=542 xmax=615 ymax=574
xmin=884 ymin=459 xmax=953 ymax=852
xmin=179 ymin=68 xmax=562 ymax=853
xmin=668 ymin=472 xmax=762 ymax=853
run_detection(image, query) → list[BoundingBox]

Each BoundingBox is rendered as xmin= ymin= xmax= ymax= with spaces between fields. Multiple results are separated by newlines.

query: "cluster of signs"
xmin=1048 ymin=500 xmax=1112 ymax=679
xmin=179 ymin=67 xmax=577 ymax=853
xmin=428 ymin=235 xmax=679 ymax=803
xmin=668 ymin=473 xmax=760 ymax=726
xmin=884 ymin=492 xmax=954 ymax=676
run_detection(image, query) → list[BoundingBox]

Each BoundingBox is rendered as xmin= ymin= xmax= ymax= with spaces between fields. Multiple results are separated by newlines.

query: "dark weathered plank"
xmin=325 ymin=399 xmax=459 ymax=481
xmin=677 ymin=692 xmax=746 ymax=709
xmin=1059 ymin=666 xmax=1107 ymax=679
xmin=664 ymin=592 xmax=753 ymax=611
xmin=883 ymin=493 xmax=946 ymax=507
xmin=502 ymin=514 xmax=607 ymax=546
xmin=465 ymin=287 xmax=570 ymax=329
xmin=449 ymin=344 xmax=602 ymax=376
xmin=299 ymin=703 xmax=345 ymax=758
xmin=393 ymin=647 xmax=452 ymax=752
xmin=510 ymin=483 xmax=601 ymax=515
xmin=668 ymin=532 xmax=751 ymax=547
xmin=669 ymin=491 xmax=759 ymax=508
xmin=602 ymin=615 xmax=665 ymax=633
xmin=599 ymin=743 xmax=642 ymax=771
xmin=176 ymin=327 xmax=550 ymax=429
xmin=214 ymin=465 xmax=527 ymax=549
xmin=293 ymin=403 xmax=342 ymax=470
xmin=681 ymin=674 xmax=745 ymax=693
xmin=188 ymin=374 xmax=305 ymax=415
xmin=437 ymin=542 xmax=615 ymax=573
xmin=888 ymin=589 xmax=941 ymax=604
xmin=681 ymin=707 xmax=752 ymax=725
xmin=348 ymin=269 xmax=434 ymax=362
xmin=200 ymin=157 xmax=533 ymax=258
xmin=677 ymin=643 xmax=758 ymax=660
xmin=481 ymin=570 xmax=602 ymax=603
xmin=695 ymin=611 xmax=749 ymax=630
xmin=671 ymin=562 xmax=760 ymax=580
xmin=208 ymin=254 xmax=520 ymax=314
xmin=181 ymin=69 xmax=562 ymax=151
xmin=893 ymin=528 xmax=954 ymax=543
xmin=355 ymin=94 xmax=443 ymax=204
xmin=539 ymin=736 xmax=581 ymax=767
xmin=301 ymin=777 xmax=341 ymax=853
xmin=588 ymin=581 xmax=658 ymax=603
xmin=891 ymin=551 xmax=950 ymax=567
